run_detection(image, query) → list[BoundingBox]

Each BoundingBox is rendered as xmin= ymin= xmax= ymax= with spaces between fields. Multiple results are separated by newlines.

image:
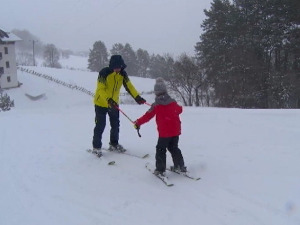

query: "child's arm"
xmin=173 ymin=102 xmax=183 ymax=115
xmin=177 ymin=104 xmax=183 ymax=114
xmin=135 ymin=107 xmax=156 ymax=127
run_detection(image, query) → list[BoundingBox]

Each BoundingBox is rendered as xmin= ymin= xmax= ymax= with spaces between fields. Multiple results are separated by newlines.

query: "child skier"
xmin=134 ymin=77 xmax=187 ymax=176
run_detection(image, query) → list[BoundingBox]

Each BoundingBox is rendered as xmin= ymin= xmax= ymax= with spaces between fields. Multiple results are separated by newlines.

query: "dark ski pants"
xmin=155 ymin=136 xmax=185 ymax=172
xmin=92 ymin=105 xmax=120 ymax=149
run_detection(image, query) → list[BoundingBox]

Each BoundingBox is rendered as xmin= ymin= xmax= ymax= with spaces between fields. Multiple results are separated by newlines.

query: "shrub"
xmin=0 ymin=90 xmax=14 ymax=111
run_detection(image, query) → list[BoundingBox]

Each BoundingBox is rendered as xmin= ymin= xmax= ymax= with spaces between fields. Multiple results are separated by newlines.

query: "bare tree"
xmin=43 ymin=44 xmax=61 ymax=68
xmin=168 ymin=54 xmax=200 ymax=106
xmin=16 ymin=52 xmax=33 ymax=66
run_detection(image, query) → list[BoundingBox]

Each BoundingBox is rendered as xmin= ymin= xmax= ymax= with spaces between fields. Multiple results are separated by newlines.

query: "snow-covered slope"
xmin=0 ymin=61 xmax=299 ymax=225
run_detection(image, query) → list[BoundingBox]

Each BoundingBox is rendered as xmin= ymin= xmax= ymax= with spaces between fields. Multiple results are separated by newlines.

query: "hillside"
xmin=0 ymin=58 xmax=299 ymax=225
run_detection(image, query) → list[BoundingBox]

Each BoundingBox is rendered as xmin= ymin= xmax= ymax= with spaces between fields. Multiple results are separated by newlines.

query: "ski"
xmin=86 ymin=149 xmax=116 ymax=165
xmin=166 ymin=168 xmax=201 ymax=181
xmin=102 ymin=148 xmax=149 ymax=159
xmin=145 ymin=163 xmax=174 ymax=187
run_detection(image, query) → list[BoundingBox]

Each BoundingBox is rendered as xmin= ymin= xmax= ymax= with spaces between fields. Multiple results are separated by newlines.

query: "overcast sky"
xmin=2 ymin=0 xmax=213 ymax=56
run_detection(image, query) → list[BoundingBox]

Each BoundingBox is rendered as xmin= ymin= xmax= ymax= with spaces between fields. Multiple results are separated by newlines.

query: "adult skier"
xmin=92 ymin=55 xmax=146 ymax=157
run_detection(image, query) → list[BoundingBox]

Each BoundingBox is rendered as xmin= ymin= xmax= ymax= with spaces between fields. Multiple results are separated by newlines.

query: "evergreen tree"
xmin=110 ymin=43 xmax=124 ymax=56
xmin=0 ymin=90 xmax=14 ymax=112
xmin=88 ymin=41 xmax=108 ymax=72
xmin=196 ymin=0 xmax=300 ymax=108
xmin=136 ymin=48 xmax=150 ymax=77
xmin=122 ymin=43 xmax=138 ymax=76
xmin=148 ymin=54 xmax=174 ymax=79
xmin=196 ymin=0 xmax=244 ymax=107
xmin=110 ymin=43 xmax=138 ymax=75
xmin=235 ymin=0 xmax=300 ymax=108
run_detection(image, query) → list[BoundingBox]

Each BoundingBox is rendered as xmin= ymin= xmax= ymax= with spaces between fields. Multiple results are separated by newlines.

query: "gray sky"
xmin=2 ymin=0 xmax=212 ymax=56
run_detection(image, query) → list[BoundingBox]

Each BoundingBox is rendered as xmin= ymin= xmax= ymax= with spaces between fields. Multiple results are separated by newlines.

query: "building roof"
xmin=0 ymin=29 xmax=8 ymax=38
xmin=0 ymin=28 xmax=22 ymax=42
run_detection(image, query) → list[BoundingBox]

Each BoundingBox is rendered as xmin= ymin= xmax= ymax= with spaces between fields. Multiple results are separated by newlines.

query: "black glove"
xmin=135 ymin=95 xmax=146 ymax=105
xmin=107 ymin=98 xmax=118 ymax=108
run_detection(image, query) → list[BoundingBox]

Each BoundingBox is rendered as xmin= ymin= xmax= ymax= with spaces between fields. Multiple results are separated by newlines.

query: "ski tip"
xmin=142 ymin=154 xmax=150 ymax=158
xmin=108 ymin=161 xmax=116 ymax=165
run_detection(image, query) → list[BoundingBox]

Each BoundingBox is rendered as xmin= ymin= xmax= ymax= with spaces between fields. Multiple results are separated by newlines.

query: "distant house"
xmin=0 ymin=28 xmax=21 ymax=89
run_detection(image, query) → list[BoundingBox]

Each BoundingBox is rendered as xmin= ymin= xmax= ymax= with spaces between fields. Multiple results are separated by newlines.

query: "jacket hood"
xmin=109 ymin=55 xmax=127 ymax=70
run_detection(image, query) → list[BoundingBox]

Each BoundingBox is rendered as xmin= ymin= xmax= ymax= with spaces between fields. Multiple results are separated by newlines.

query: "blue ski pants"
xmin=92 ymin=105 xmax=120 ymax=149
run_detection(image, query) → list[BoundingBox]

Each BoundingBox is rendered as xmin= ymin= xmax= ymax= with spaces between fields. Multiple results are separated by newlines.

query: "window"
xmin=0 ymin=67 xmax=3 ymax=75
xmin=4 ymin=47 xmax=8 ymax=54
xmin=0 ymin=52 xmax=2 ymax=60
xmin=6 ymin=61 xmax=10 ymax=68
xmin=7 ymin=76 xmax=11 ymax=82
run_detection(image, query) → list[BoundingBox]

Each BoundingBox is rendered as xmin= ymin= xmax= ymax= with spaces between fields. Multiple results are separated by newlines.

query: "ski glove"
xmin=107 ymin=98 xmax=118 ymax=108
xmin=133 ymin=123 xmax=140 ymax=130
xmin=135 ymin=95 xmax=146 ymax=105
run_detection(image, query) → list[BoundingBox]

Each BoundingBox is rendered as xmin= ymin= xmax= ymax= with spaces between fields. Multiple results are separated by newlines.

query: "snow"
xmin=0 ymin=57 xmax=299 ymax=225
xmin=60 ymin=55 xmax=89 ymax=71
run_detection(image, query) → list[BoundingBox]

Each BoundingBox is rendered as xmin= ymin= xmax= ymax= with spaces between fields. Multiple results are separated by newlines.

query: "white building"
xmin=0 ymin=28 xmax=21 ymax=89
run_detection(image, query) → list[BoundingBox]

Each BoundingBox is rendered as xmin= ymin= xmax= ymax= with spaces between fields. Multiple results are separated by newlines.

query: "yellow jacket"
xmin=94 ymin=68 xmax=140 ymax=107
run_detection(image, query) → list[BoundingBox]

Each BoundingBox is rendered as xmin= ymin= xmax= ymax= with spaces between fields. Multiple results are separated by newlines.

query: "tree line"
xmin=88 ymin=41 xmax=206 ymax=107
xmin=88 ymin=0 xmax=300 ymax=108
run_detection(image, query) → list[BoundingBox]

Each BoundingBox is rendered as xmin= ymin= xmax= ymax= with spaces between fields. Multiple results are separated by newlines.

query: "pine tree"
xmin=0 ymin=90 xmax=14 ymax=112
xmin=196 ymin=0 xmax=245 ymax=107
xmin=148 ymin=54 xmax=174 ymax=79
xmin=110 ymin=43 xmax=124 ymax=56
xmin=136 ymin=48 xmax=150 ymax=77
xmin=88 ymin=41 xmax=108 ymax=72
xmin=195 ymin=0 xmax=300 ymax=108
xmin=110 ymin=43 xmax=138 ymax=75
xmin=122 ymin=43 xmax=138 ymax=76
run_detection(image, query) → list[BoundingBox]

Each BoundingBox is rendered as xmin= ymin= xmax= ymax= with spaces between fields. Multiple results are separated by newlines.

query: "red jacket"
xmin=135 ymin=101 xmax=182 ymax=138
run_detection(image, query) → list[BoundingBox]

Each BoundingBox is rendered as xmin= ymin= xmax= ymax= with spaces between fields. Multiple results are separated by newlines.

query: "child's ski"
xmin=166 ymin=168 xmax=201 ymax=180
xmin=145 ymin=163 xmax=174 ymax=187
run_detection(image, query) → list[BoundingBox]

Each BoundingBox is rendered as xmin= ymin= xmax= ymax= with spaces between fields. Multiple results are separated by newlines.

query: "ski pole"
xmin=144 ymin=102 xmax=151 ymax=106
xmin=115 ymin=106 xmax=141 ymax=137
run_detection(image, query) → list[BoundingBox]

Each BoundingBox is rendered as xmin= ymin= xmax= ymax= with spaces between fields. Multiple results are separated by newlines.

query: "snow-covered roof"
xmin=0 ymin=28 xmax=22 ymax=42
xmin=0 ymin=29 xmax=8 ymax=38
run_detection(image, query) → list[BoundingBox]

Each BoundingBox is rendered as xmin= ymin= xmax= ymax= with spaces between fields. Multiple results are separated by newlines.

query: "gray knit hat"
xmin=154 ymin=77 xmax=167 ymax=95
